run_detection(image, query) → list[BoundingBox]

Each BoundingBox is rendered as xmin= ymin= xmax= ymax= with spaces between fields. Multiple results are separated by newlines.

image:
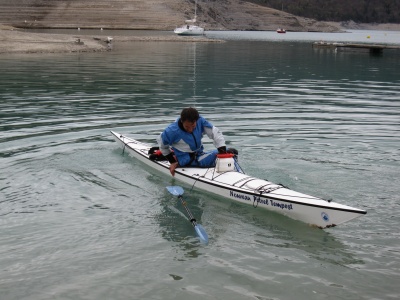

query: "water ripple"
xmin=1 ymin=38 xmax=399 ymax=300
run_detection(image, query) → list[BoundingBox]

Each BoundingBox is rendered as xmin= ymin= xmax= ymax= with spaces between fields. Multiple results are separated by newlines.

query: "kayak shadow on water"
xmin=138 ymin=166 xmax=361 ymax=266
xmin=211 ymin=198 xmax=363 ymax=267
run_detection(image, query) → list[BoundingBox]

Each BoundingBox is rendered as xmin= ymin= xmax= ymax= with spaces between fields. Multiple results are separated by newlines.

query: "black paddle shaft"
xmin=178 ymin=195 xmax=197 ymax=226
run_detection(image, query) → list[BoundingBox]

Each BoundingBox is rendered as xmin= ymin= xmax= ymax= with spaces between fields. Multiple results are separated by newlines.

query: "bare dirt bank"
xmin=0 ymin=26 xmax=221 ymax=55
xmin=328 ymin=21 xmax=400 ymax=31
xmin=0 ymin=0 xmax=342 ymax=32
xmin=1 ymin=21 xmax=398 ymax=55
xmin=0 ymin=27 xmax=108 ymax=54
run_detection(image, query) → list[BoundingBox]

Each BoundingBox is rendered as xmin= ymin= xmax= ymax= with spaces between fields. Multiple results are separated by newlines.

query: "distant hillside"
xmin=249 ymin=0 xmax=400 ymax=23
xmin=0 ymin=0 xmax=341 ymax=32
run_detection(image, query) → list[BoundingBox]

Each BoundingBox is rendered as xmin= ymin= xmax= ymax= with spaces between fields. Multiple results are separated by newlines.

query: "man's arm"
xmin=204 ymin=125 xmax=226 ymax=150
xmin=157 ymin=132 xmax=178 ymax=176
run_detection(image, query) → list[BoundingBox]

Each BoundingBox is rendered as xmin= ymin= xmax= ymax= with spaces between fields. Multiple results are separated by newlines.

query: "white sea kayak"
xmin=111 ymin=131 xmax=367 ymax=228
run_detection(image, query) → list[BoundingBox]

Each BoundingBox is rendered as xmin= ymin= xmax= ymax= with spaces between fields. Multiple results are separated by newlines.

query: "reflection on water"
xmin=201 ymin=194 xmax=361 ymax=267
xmin=1 ymin=35 xmax=399 ymax=300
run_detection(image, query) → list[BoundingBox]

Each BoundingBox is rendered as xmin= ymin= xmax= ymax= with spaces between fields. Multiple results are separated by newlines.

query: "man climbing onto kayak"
xmin=157 ymin=107 xmax=231 ymax=176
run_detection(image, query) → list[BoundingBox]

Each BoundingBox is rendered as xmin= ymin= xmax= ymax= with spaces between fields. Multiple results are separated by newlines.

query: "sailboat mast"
xmin=194 ymin=0 xmax=197 ymax=22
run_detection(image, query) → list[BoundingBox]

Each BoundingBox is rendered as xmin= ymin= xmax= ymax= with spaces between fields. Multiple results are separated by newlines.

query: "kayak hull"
xmin=111 ymin=131 xmax=366 ymax=228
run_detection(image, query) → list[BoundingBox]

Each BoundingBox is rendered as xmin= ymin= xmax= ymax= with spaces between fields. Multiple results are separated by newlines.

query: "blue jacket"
xmin=157 ymin=116 xmax=226 ymax=166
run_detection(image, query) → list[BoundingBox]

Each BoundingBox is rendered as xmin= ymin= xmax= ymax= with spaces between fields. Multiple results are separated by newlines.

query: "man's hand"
xmin=218 ymin=146 xmax=227 ymax=154
xmin=169 ymin=162 xmax=179 ymax=176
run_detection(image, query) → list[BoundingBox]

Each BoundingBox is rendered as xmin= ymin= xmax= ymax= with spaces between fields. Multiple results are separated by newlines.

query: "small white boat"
xmin=277 ymin=28 xmax=286 ymax=33
xmin=174 ymin=24 xmax=204 ymax=36
xmin=174 ymin=0 xmax=204 ymax=36
xmin=111 ymin=131 xmax=367 ymax=229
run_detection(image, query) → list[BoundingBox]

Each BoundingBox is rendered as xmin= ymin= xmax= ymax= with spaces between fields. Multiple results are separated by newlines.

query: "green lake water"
xmin=1 ymin=30 xmax=399 ymax=300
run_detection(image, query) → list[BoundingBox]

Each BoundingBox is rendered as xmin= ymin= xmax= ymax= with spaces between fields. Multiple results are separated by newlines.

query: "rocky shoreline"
xmin=0 ymin=27 xmax=107 ymax=54
xmin=0 ymin=0 xmax=342 ymax=32
xmin=1 ymin=0 xmax=399 ymax=55
xmin=1 ymin=22 xmax=399 ymax=55
xmin=328 ymin=21 xmax=400 ymax=31
xmin=0 ymin=25 xmax=224 ymax=54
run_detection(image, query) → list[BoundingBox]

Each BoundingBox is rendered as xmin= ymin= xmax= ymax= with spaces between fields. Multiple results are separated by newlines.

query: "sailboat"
xmin=174 ymin=0 xmax=204 ymax=36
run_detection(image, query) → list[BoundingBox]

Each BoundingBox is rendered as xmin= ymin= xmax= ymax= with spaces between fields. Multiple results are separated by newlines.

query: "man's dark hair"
xmin=180 ymin=107 xmax=199 ymax=123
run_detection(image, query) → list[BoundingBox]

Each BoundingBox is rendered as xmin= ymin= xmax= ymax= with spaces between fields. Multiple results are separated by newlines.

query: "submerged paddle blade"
xmin=166 ymin=186 xmax=184 ymax=196
xmin=194 ymin=224 xmax=209 ymax=244
xmin=166 ymin=186 xmax=208 ymax=244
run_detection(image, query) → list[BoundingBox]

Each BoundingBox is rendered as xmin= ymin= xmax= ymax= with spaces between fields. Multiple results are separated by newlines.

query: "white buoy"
xmin=78 ymin=27 xmax=80 ymax=31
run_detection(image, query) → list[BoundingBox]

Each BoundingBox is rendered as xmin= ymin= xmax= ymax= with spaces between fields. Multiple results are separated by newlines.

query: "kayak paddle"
xmin=166 ymin=186 xmax=209 ymax=244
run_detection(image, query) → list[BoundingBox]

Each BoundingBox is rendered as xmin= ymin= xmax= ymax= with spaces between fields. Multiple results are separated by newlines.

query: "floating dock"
xmin=312 ymin=41 xmax=400 ymax=54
